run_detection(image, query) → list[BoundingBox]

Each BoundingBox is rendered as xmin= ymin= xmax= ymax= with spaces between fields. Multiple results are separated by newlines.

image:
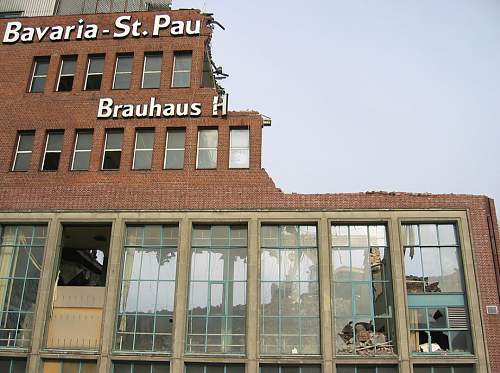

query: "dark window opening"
xmin=58 ymin=225 xmax=111 ymax=287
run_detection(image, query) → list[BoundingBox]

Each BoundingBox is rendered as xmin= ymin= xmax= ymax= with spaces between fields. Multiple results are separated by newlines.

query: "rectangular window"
xmin=337 ymin=366 xmax=398 ymax=373
xmin=187 ymin=225 xmax=248 ymax=354
xmin=56 ymin=56 xmax=77 ymax=92
xmin=12 ymin=132 xmax=35 ymax=172
xmin=29 ymin=57 xmax=50 ymax=93
xmin=164 ymin=129 xmax=185 ymax=169
xmin=331 ymin=225 xmax=396 ymax=356
xmin=171 ymin=51 xmax=192 ymax=88
xmin=102 ymin=129 xmax=123 ymax=170
xmin=113 ymin=54 xmax=133 ymax=90
xmin=85 ymin=55 xmax=105 ymax=91
xmin=260 ymin=225 xmax=320 ymax=355
xmin=0 ymin=225 xmax=47 ymax=348
xmin=116 ymin=225 xmax=178 ymax=352
xmin=0 ymin=358 xmax=26 ymax=373
xmin=41 ymin=131 xmax=64 ymax=171
xmin=42 ymin=360 xmax=97 ymax=373
xmin=142 ymin=53 xmax=162 ymax=89
xmin=413 ymin=365 xmax=474 ymax=373
xmin=196 ymin=129 xmax=218 ymax=169
xmin=261 ymin=365 xmax=321 ymax=373
xmin=71 ymin=130 xmax=93 ymax=171
xmin=187 ymin=365 xmax=244 ymax=373
xmin=229 ymin=128 xmax=250 ymax=169
xmin=402 ymin=223 xmax=472 ymax=354
xmin=113 ymin=362 xmax=170 ymax=373
xmin=133 ymin=129 xmax=154 ymax=170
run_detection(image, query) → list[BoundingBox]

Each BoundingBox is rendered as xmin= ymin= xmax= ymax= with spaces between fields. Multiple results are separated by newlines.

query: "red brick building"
xmin=0 ymin=7 xmax=498 ymax=373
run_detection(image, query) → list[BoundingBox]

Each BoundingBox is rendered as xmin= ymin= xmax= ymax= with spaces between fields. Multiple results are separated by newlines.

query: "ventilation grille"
xmin=448 ymin=307 xmax=468 ymax=329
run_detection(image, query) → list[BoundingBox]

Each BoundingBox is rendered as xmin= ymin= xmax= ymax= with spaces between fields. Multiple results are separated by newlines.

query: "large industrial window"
xmin=413 ymin=365 xmax=474 ymax=373
xmin=42 ymin=360 xmax=97 ymax=373
xmin=102 ymin=129 xmax=123 ymax=170
xmin=171 ymin=51 xmax=192 ymax=88
xmin=403 ymin=223 xmax=472 ymax=354
xmin=260 ymin=365 xmax=321 ymax=373
xmin=196 ymin=129 xmax=218 ymax=169
xmin=229 ymin=128 xmax=249 ymax=169
xmin=0 ymin=358 xmax=26 ymax=373
xmin=56 ymin=56 xmax=77 ymax=92
xmin=142 ymin=53 xmax=163 ymax=89
xmin=260 ymin=225 xmax=320 ymax=355
xmin=113 ymin=361 xmax=170 ymax=373
xmin=12 ymin=132 xmax=35 ymax=172
xmin=0 ymin=225 xmax=46 ymax=348
xmin=113 ymin=54 xmax=133 ymax=90
xmin=337 ymin=366 xmax=398 ymax=373
xmin=71 ymin=130 xmax=93 ymax=171
xmin=132 ymin=129 xmax=154 ymax=170
xmin=331 ymin=225 xmax=396 ymax=356
xmin=42 ymin=131 xmax=64 ymax=171
xmin=85 ymin=55 xmax=105 ymax=91
xmin=187 ymin=364 xmax=244 ymax=373
xmin=164 ymin=129 xmax=186 ymax=169
xmin=29 ymin=57 xmax=50 ymax=93
xmin=116 ymin=225 xmax=178 ymax=352
xmin=187 ymin=225 xmax=247 ymax=354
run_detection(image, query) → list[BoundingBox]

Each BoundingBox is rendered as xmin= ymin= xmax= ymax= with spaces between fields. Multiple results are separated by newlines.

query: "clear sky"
xmin=177 ymin=0 xmax=500 ymax=203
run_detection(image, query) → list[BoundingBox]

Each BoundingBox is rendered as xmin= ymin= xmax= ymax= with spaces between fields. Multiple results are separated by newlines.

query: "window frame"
xmin=71 ymin=130 xmax=93 ymax=171
xmin=229 ymin=127 xmax=250 ymax=169
xmin=141 ymin=53 xmax=163 ymax=89
xmin=84 ymin=55 xmax=105 ymax=91
xmin=29 ymin=57 xmax=50 ymax=93
xmin=41 ymin=131 xmax=64 ymax=171
xmin=171 ymin=51 xmax=192 ymax=88
xmin=12 ymin=131 xmax=35 ymax=172
xmin=132 ymin=128 xmax=155 ymax=170
xmin=101 ymin=129 xmax=124 ymax=170
xmin=56 ymin=56 xmax=77 ymax=92
xmin=196 ymin=128 xmax=218 ymax=169
xmin=164 ymin=128 xmax=186 ymax=170
xmin=113 ymin=54 xmax=133 ymax=90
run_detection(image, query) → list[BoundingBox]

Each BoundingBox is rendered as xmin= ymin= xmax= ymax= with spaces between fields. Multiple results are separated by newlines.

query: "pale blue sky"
xmin=178 ymin=1 xmax=500 ymax=203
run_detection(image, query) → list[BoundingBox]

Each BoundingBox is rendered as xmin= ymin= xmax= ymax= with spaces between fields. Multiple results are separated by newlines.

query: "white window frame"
xmin=12 ymin=132 xmax=33 ymax=171
xmin=84 ymin=55 xmax=104 ymax=91
xmin=41 ymin=132 xmax=63 ymax=171
xmin=56 ymin=57 xmax=76 ymax=92
xmin=171 ymin=52 xmax=192 ymax=88
xmin=102 ymin=130 xmax=123 ymax=170
xmin=196 ymin=129 xmax=218 ymax=169
xmin=29 ymin=58 xmax=49 ymax=93
xmin=132 ymin=129 xmax=154 ymax=170
xmin=113 ymin=55 xmax=133 ymax=90
xmin=141 ymin=53 xmax=162 ymax=89
xmin=164 ymin=129 xmax=186 ymax=169
xmin=71 ymin=131 xmax=93 ymax=171
xmin=229 ymin=128 xmax=250 ymax=169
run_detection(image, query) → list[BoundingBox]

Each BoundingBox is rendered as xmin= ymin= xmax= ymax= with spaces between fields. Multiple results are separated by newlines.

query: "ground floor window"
xmin=42 ymin=360 xmax=97 ymax=373
xmin=337 ymin=366 xmax=397 ymax=373
xmin=413 ymin=365 xmax=474 ymax=373
xmin=113 ymin=361 xmax=169 ymax=373
xmin=0 ymin=358 xmax=26 ymax=373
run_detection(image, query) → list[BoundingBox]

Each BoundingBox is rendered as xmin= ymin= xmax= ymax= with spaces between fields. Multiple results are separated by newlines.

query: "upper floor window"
xmin=42 ymin=360 xmax=97 ymax=373
xmin=114 ymin=362 xmax=170 ymax=373
xmin=164 ymin=129 xmax=186 ymax=169
xmin=229 ymin=128 xmax=250 ymax=169
xmin=102 ymin=129 xmax=123 ymax=170
xmin=56 ymin=56 xmax=77 ymax=92
xmin=42 ymin=131 xmax=64 ymax=171
xmin=71 ymin=130 xmax=93 ymax=171
xmin=337 ymin=366 xmax=398 ymax=373
xmin=29 ymin=57 xmax=50 ymax=93
xmin=0 ymin=358 xmax=26 ymax=373
xmin=85 ymin=55 xmax=104 ymax=91
xmin=142 ymin=53 xmax=162 ymax=89
xmin=12 ymin=131 xmax=35 ymax=172
xmin=413 ymin=365 xmax=474 ymax=373
xmin=196 ymin=129 xmax=218 ymax=169
xmin=113 ymin=54 xmax=133 ymax=90
xmin=172 ymin=51 xmax=192 ymax=88
xmin=133 ymin=129 xmax=154 ymax=170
